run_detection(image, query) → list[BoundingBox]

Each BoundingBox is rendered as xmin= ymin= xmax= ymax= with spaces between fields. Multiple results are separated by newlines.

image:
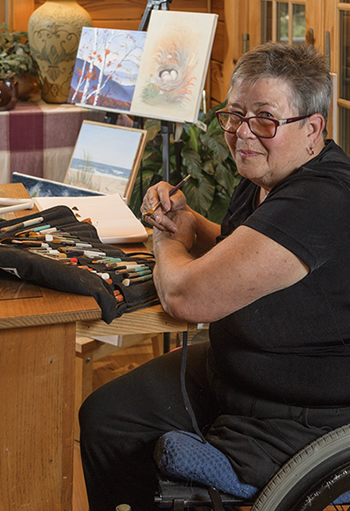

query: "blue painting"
xmin=12 ymin=173 xmax=104 ymax=197
xmin=68 ymin=27 xmax=146 ymax=112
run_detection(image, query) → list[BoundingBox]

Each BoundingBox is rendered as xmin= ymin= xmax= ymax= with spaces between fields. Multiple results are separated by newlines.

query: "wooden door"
xmin=333 ymin=1 xmax=350 ymax=154
xmin=249 ymin=0 xmax=306 ymax=49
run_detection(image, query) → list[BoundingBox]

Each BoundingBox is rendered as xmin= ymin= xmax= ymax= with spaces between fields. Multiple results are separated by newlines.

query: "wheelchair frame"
xmin=155 ymin=423 xmax=350 ymax=511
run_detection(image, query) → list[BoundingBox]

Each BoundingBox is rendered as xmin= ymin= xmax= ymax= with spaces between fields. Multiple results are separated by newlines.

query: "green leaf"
xmin=214 ymin=162 xmax=237 ymax=193
xmin=187 ymin=124 xmax=199 ymax=152
xmin=181 ymin=148 xmax=203 ymax=179
xmin=184 ymin=176 xmax=215 ymax=215
xmin=144 ymin=119 xmax=161 ymax=142
xmin=207 ymin=193 xmax=232 ymax=224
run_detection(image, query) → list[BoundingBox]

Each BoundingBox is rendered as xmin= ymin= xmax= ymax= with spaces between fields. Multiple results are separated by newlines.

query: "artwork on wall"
xmin=64 ymin=121 xmax=147 ymax=203
xmin=68 ymin=11 xmax=218 ymax=125
xmin=67 ymin=27 xmax=147 ymax=112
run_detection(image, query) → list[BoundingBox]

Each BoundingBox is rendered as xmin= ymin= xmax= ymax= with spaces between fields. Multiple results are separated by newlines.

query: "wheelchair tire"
xmin=251 ymin=424 xmax=350 ymax=511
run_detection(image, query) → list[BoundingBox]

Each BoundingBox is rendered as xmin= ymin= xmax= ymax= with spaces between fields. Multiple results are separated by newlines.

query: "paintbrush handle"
xmin=144 ymin=174 xmax=191 ymax=216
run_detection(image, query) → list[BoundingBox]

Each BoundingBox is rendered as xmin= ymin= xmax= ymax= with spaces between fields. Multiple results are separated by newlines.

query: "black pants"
xmin=79 ymin=341 xmax=350 ymax=511
xmin=79 ymin=342 xmax=219 ymax=511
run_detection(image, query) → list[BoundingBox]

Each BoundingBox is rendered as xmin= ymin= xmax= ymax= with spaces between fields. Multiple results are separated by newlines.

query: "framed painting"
xmin=64 ymin=121 xmax=147 ymax=203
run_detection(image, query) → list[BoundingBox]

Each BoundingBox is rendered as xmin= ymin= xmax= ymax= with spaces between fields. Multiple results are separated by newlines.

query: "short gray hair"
xmin=229 ymin=42 xmax=332 ymax=136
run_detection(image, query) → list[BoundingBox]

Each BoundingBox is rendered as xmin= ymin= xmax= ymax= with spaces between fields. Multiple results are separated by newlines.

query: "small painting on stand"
xmin=67 ymin=27 xmax=146 ymax=112
xmin=64 ymin=120 xmax=147 ymax=203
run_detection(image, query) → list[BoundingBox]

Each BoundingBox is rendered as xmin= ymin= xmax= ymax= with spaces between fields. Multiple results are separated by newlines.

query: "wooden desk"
xmin=0 ymin=183 xmax=102 ymax=510
xmin=0 ymin=183 xmax=194 ymax=510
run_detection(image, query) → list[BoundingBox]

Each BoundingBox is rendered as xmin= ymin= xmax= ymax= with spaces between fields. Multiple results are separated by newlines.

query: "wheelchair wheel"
xmin=251 ymin=424 xmax=350 ymax=511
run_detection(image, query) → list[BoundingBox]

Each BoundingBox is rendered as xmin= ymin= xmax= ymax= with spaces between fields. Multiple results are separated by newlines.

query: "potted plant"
xmin=129 ymin=102 xmax=241 ymax=224
xmin=0 ymin=22 xmax=38 ymax=100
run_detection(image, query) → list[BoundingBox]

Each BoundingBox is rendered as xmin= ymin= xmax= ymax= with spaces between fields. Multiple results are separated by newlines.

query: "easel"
xmin=104 ymin=0 xmax=174 ymax=183
xmin=139 ymin=0 xmax=173 ymax=183
xmin=138 ymin=0 xmax=172 ymax=31
xmin=104 ymin=0 xmax=175 ymax=352
xmin=139 ymin=0 xmax=173 ymax=352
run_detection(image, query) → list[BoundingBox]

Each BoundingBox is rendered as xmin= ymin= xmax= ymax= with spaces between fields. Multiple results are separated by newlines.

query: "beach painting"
xmin=64 ymin=121 xmax=147 ymax=202
xmin=68 ymin=27 xmax=146 ymax=112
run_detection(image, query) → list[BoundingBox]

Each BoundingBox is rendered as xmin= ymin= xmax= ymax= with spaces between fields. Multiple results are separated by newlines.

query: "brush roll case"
xmin=0 ymin=205 xmax=159 ymax=323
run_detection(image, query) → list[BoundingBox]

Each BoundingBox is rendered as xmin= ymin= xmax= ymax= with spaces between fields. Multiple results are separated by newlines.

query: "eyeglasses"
xmin=215 ymin=111 xmax=312 ymax=139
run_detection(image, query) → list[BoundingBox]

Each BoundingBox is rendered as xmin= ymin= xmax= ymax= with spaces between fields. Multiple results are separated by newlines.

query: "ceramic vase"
xmin=28 ymin=0 xmax=93 ymax=103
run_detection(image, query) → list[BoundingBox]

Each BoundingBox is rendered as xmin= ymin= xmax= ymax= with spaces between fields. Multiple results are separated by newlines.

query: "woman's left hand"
xmin=153 ymin=209 xmax=197 ymax=253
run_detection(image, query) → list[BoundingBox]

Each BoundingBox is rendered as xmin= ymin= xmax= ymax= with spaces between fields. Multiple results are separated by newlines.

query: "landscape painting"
xmin=11 ymin=173 xmax=104 ymax=198
xmin=68 ymin=27 xmax=146 ymax=112
xmin=64 ymin=121 xmax=147 ymax=202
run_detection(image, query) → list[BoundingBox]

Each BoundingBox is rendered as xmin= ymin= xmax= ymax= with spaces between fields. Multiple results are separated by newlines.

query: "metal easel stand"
xmin=139 ymin=0 xmax=173 ymax=185
xmin=140 ymin=2 xmax=175 ymax=353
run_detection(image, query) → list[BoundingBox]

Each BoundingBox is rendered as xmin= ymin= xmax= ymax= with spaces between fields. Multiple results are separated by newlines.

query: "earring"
xmin=309 ymin=147 xmax=314 ymax=155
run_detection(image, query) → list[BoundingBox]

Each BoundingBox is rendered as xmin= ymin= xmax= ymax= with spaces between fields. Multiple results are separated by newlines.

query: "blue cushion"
xmin=154 ymin=430 xmax=258 ymax=499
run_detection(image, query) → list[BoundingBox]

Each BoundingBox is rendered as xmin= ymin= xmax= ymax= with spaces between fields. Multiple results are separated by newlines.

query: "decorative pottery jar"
xmin=28 ymin=0 xmax=93 ymax=103
xmin=0 ymin=77 xmax=18 ymax=111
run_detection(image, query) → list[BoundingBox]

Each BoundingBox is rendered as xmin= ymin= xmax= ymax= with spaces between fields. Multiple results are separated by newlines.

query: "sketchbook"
xmin=69 ymin=11 xmax=218 ymax=125
xmin=33 ymin=193 xmax=148 ymax=244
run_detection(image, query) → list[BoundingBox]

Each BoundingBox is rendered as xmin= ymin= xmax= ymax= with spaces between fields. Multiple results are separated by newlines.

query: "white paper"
xmin=34 ymin=193 xmax=148 ymax=244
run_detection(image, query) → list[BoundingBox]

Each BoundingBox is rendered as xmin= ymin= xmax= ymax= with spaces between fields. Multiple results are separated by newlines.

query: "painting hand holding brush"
xmin=141 ymin=175 xmax=191 ymax=232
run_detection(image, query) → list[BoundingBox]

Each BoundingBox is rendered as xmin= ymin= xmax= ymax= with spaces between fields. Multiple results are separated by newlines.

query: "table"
xmin=0 ymin=100 xmax=104 ymax=185
xmin=0 ymin=183 xmax=194 ymax=510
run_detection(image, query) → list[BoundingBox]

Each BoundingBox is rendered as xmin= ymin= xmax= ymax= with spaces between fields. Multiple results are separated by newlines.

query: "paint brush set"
xmin=0 ymin=205 xmax=159 ymax=323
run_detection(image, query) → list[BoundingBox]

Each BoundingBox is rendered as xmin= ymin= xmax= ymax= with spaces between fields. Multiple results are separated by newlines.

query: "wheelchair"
xmin=155 ymin=423 xmax=350 ymax=511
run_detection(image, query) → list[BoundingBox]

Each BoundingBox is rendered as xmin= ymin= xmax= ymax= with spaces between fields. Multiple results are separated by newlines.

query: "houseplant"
xmin=129 ymin=102 xmax=241 ymax=224
xmin=0 ymin=22 xmax=38 ymax=99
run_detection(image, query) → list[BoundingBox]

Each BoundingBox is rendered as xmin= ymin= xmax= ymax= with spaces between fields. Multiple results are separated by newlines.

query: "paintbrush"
xmin=143 ymin=174 xmax=191 ymax=217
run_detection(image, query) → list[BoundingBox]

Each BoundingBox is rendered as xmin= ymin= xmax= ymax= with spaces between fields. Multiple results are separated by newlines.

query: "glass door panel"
xmin=339 ymin=10 xmax=350 ymax=101
xmin=261 ymin=1 xmax=273 ymax=43
xmin=339 ymin=106 xmax=350 ymax=155
xmin=338 ymin=5 xmax=350 ymax=154
xmin=292 ymin=3 xmax=306 ymax=45
xmin=277 ymin=2 xmax=289 ymax=42
xmin=260 ymin=1 xmax=306 ymax=45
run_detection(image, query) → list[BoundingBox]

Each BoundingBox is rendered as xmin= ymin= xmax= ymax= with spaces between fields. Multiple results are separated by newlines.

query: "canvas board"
xmin=131 ymin=10 xmax=218 ymax=124
xmin=68 ymin=11 xmax=218 ymax=125
xmin=64 ymin=121 xmax=147 ymax=203
xmin=67 ymin=27 xmax=146 ymax=112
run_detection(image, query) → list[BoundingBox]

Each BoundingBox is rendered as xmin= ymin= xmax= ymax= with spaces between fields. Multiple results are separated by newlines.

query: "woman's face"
xmin=225 ymin=77 xmax=313 ymax=190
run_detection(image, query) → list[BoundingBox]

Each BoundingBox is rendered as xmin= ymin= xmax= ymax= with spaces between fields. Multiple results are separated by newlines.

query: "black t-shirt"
xmin=208 ymin=140 xmax=350 ymax=407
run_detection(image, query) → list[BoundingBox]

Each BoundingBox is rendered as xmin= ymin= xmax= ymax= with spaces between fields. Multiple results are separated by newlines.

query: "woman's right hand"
xmin=140 ymin=181 xmax=187 ymax=232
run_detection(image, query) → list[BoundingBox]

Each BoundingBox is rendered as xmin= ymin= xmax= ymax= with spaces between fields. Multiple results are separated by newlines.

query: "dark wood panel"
xmin=211 ymin=60 xmax=228 ymax=105
xmin=212 ymin=0 xmax=224 ymax=19
xmin=212 ymin=19 xmax=225 ymax=63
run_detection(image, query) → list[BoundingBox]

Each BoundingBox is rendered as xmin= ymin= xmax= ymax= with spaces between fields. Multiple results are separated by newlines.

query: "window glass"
xmin=340 ymin=10 xmax=350 ymax=102
xmin=292 ymin=3 xmax=306 ymax=46
xmin=261 ymin=1 xmax=273 ymax=43
xmin=277 ymin=2 xmax=289 ymax=42
xmin=339 ymin=106 xmax=350 ymax=156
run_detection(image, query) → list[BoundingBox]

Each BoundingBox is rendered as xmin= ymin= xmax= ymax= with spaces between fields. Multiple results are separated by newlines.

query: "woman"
xmin=79 ymin=42 xmax=350 ymax=511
